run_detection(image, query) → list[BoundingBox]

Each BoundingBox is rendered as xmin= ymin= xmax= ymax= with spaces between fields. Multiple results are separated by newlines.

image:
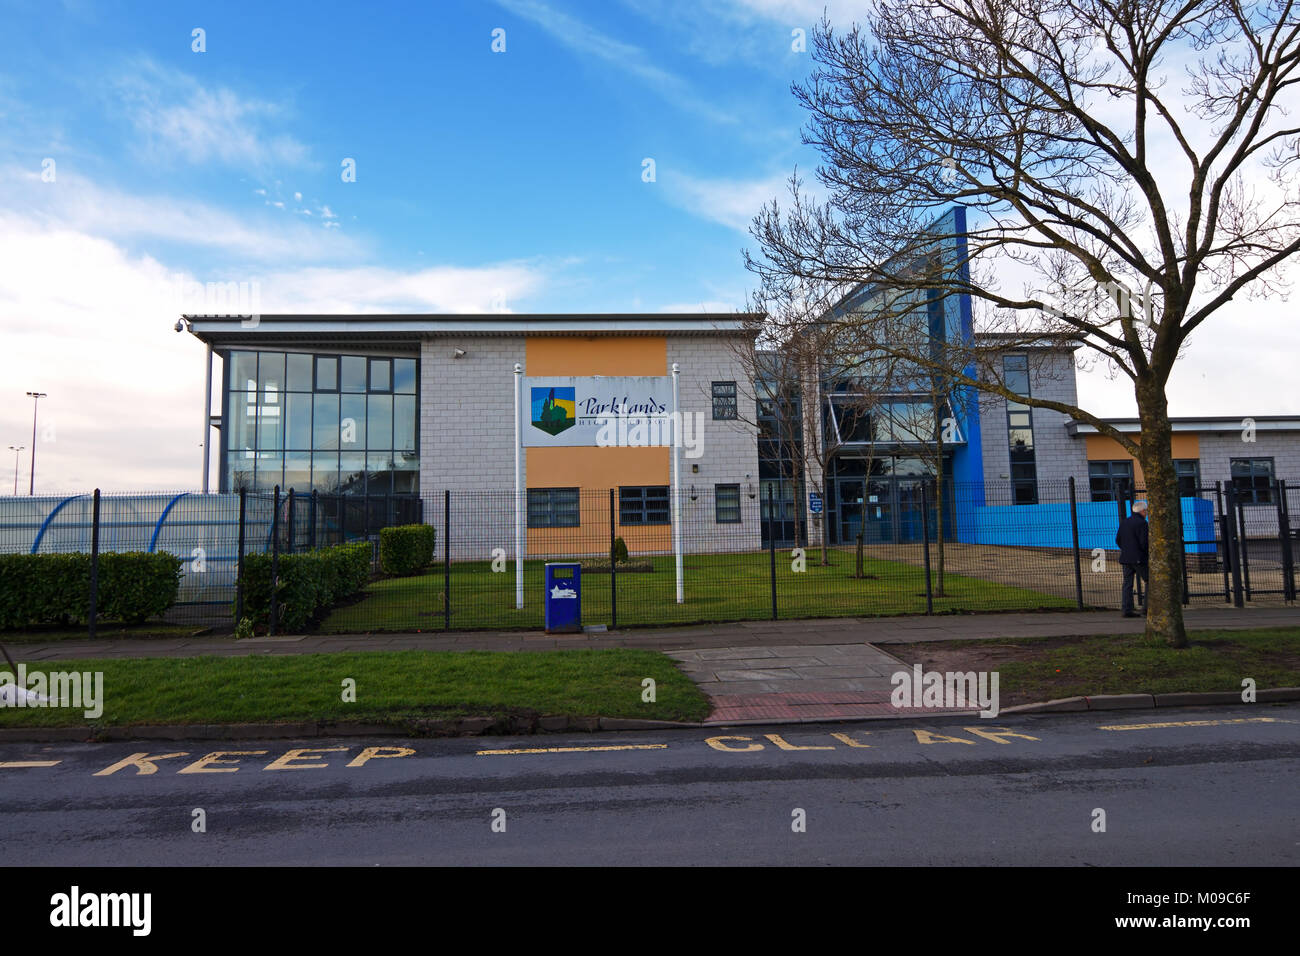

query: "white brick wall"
xmin=979 ymin=347 xmax=1090 ymax=500
xmin=667 ymin=337 xmax=762 ymax=552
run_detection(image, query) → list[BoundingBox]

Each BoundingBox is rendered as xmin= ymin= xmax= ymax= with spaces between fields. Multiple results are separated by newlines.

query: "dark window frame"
xmin=314 ymin=355 xmax=339 ymax=392
xmin=368 ymin=357 xmax=392 ymax=393
xmin=527 ymin=487 xmax=581 ymax=528
xmin=714 ymin=484 xmax=741 ymax=524
xmin=1003 ymin=354 xmax=1037 ymax=504
xmin=1089 ymin=459 xmax=1134 ymax=503
xmin=619 ymin=485 xmax=671 ymax=526
xmin=712 ymin=381 xmax=738 ymax=420
xmin=1174 ymin=458 xmax=1201 ymax=498
xmin=1230 ymin=457 xmax=1275 ymax=505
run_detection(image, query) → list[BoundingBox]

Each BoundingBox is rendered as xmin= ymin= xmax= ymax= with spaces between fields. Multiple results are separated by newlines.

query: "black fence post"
xmin=609 ymin=488 xmax=617 ymax=630
xmin=269 ymin=485 xmax=281 ymax=635
xmin=286 ymin=488 xmax=296 ymax=555
xmin=1278 ymin=479 xmax=1295 ymax=603
xmin=443 ymin=489 xmax=451 ymax=631
xmin=236 ymin=487 xmax=246 ymax=623
xmin=767 ymin=485 xmax=778 ymax=621
xmin=1215 ymin=482 xmax=1232 ymax=603
xmin=920 ymin=483 xmax=933 ymax=615
xmin=1226 ymin=483 xmax=1244 ymax=607
xmin=87 ymin=488 xmax=100 ymax=640
xmin=1236 ymin=487 xmax=1252 ymax=601
xmin=1068 ymin=476 xmax=1084 ymax=610
xmin=1175 ymin=491 xmax=1190 ymax=607
xmin=309 ymin=490 xmax=317 ymax=550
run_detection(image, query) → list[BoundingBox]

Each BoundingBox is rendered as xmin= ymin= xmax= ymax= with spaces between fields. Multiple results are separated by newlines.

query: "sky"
xmin=1 ymin=0 xmax=1297 ymax=492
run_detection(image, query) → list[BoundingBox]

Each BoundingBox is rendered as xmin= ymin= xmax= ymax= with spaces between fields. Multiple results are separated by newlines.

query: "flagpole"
xmin=513 ymin=363 xmax=524 ymax=610
xmin=671 ymin=362 xmax=683 ymax=604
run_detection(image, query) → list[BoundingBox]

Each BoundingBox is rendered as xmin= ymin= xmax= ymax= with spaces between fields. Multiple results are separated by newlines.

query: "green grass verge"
xmin=0 ymin=624 xmax=199 ymax=644
xmin=321 ymin=551 xmax=1074 ymax=633
xmin=0 ymin=648 xmax=710 ymax=728
xmin=900 ymin=628 xmax=1300 ymax=704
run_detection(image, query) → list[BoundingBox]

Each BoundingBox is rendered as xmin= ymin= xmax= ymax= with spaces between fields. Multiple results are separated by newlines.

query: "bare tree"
xmin=737 ymin=284 xmax=888 ymax=566
xmin=746 ymin=2 xmax=1300 ymax=647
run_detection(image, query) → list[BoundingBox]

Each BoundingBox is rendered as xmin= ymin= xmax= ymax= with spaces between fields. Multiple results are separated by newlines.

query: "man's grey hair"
xmin=1132 ymin=500 xmax=1148 ymax=513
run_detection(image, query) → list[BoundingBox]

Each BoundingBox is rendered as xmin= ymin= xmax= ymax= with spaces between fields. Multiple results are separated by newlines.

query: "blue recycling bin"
xmin=544 ymin=562 xmax=581 ymax=633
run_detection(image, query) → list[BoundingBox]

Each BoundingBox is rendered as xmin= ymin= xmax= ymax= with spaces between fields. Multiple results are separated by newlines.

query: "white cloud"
xmin=0 ymin=167 xmax=361 ymax=262
xmin=665 ymin=171 xmax=791 ymax=232
xmin=494 ymin=0 xmax=737 ymax=124
xmin=0 ymin=216 xmax=552 ymax=490
xmin=114 ymin=61 xmax=310 ymax=169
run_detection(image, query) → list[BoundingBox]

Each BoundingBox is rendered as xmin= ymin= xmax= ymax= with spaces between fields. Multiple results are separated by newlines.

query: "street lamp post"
xmin=8 ymin=446 xmax=24 ymax=496
xmin=25 ymin=391 xmax=46 ymax=496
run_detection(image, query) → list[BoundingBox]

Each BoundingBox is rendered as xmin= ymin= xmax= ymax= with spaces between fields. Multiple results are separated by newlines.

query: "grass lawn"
xmin=321 ymin=550 xmax=1075 ymax=633
xmin=0 ymin=648 xmax=710 ymax=728
xmin=891 ymin=627 xmax=1300 ymax=707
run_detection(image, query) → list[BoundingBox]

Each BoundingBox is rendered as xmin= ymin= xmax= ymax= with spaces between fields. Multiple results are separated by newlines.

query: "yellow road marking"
xmin=963 ymin=726 xmax=1041 ymax=744
xmin=830 ymin=732 xmax=872 ymax=748
xmin=0 ymin=760 xmax=60 ymax=768
xmin=477 ymin=744 xmax=668 ymax=756
xmin=1099 ymin=717 xmax=1293 ymax=731
xmin=765 ymin=733 xmax=834 ymax=751
xmin=264 ymin=746 xmax=349 ymax=770
xmin=178 ymin=751 xmax=267 ymax=774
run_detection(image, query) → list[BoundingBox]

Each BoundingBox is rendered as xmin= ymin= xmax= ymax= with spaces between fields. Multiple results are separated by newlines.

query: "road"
xmin=1 ymin=704 xmax=1297 ymax=866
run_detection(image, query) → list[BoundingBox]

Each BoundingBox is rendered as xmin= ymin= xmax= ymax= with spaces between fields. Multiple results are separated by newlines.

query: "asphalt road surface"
xmin=1 ymin=703 xmax=1297 ymax=866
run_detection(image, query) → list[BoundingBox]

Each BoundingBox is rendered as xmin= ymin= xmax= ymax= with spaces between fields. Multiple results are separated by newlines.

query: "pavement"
xmin=8 ymin=605 xmax=1297 ymax=726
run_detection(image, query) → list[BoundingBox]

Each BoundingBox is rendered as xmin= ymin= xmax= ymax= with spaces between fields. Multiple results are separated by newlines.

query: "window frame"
xmin=619 ymin=485 xmax=671 ymax=526
xmin=314 ymin=355 xmax=339 ymax=392
xmin=1089 ymin=459 xmax=1134 ymax=503
xmin=714 ymin=484 xmax=741 ymax=524
xmin=1230 ymin=457 xmax=1275 ymax=505
xmin=712 ymin=381 xmax=738 ymax=421
xmin=527 ymin=487 xmax=581 ymax=528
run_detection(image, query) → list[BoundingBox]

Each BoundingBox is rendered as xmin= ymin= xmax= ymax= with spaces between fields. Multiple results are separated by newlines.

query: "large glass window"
xmin=223 ymin=348 xmax=418 ymax=500
xmin=339 ymin=356 xmax=366 ymax=392
xmin=1231 ymin=457 xmax=1274 ymax=504
xmin=393 ymin=358 xmax=417 ymax=394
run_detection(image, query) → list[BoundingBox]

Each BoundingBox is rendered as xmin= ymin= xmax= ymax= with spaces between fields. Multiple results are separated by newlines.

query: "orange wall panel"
xmin=526 ymin=336 xmax=667 ymax=376
xmin=523 ymin=337 xmax=673 ymax=555
xmin=1085 ymin=434 xmax=1200 ymax=485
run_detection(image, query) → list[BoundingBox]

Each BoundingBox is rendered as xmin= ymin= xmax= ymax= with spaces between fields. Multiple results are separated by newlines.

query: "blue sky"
xmin=1 ymin=0 xmax=1297 ymax=490
xmin=3 ymin=0 xmax=822 ymax=312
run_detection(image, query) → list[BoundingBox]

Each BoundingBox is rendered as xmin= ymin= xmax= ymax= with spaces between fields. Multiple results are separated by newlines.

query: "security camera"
xmin=453 ymin=348 xmax=466 ymax=359
xmin=174 ymin=319 xmax=185 ymax=333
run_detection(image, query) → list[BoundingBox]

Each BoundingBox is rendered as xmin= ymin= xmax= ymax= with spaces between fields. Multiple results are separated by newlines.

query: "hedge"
xmin=0 ymin=552 xmax=182 ymax=629
xmin=379 ymin=524 xmax=436 ymax=576
xmin=236 ymin=542 xmax=371 ymax=632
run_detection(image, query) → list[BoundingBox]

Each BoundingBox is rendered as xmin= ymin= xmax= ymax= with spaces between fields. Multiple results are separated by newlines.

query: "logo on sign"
xmin=531 ymin=387 xmax=575 ymax=436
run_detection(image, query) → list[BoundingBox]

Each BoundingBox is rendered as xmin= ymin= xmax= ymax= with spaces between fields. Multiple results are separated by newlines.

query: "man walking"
xmin=1116 ymin=499 xmax=1149 ymax=618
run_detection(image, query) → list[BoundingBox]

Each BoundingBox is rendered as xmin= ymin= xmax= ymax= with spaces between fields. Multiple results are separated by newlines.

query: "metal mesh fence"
xmin=0 ymin=476 xmax=1294 ymax=635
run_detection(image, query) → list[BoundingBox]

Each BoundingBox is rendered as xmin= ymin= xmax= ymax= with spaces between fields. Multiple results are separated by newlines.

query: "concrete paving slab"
xmin=713 ymin=668 xmax=800 ymax=682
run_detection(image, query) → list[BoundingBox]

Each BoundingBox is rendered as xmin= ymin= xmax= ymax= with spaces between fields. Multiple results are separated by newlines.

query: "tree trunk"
xmin=1136 ymin=383 xmax=1189 ymax=648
